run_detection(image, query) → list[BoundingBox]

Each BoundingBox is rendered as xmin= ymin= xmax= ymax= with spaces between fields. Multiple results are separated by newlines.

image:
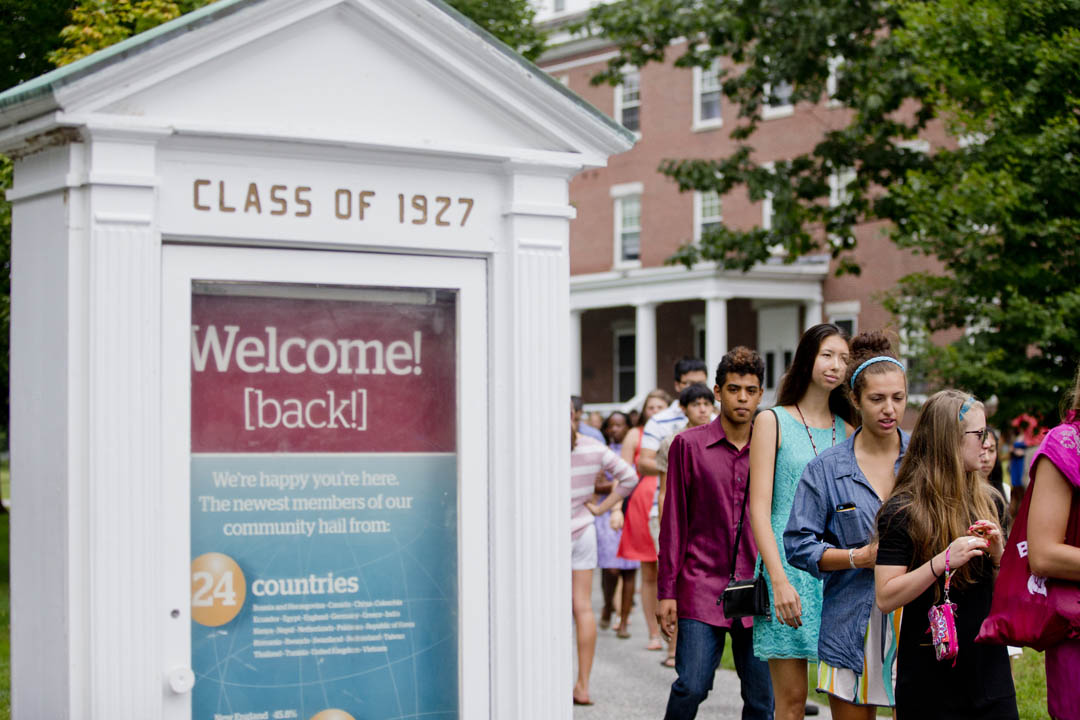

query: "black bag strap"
xmin=728 ymin=408 xmax=780 ymax=582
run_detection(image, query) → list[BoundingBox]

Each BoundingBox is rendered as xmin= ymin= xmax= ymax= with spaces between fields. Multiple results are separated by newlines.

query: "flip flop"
xmin=661 ymin=656 xmax=676 ymax=668
xmin=616 ymin=628 xmax=631 ymax=639
xmin=573 ymin=697 xmax=594 ymax=706
xmin=645 ymin=637 xmax=664 ymax=651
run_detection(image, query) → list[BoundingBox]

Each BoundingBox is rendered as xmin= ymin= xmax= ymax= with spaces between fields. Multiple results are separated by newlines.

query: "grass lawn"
xmin=720 ymin=634 xmax=1049 ymax=716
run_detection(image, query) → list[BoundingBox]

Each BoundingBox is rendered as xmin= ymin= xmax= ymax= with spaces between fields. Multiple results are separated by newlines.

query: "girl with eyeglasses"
xmin=874 ymin=390 xmax=1018 ymax=719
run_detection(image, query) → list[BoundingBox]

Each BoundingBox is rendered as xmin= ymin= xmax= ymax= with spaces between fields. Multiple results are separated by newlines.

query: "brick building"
xmin=535 ymin=0 xmax=944 ymax=409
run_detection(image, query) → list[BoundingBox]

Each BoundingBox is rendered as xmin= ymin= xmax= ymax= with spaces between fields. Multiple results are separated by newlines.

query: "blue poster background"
xmin=191 ymin=453 xmax=458 ymax=720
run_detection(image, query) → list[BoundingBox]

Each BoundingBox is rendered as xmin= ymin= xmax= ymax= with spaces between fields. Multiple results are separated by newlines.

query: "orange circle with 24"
xmin=190 ymin=552 xmax=247 ymax=627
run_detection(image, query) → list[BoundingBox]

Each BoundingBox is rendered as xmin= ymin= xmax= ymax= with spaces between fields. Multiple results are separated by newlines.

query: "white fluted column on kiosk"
xmin=705 ymin=296 xmax=730 ymax=381
xmin=569 ymin=309 xmax=582 ymax=395
xmin=635 ymin=302 xmax=657 ymax=399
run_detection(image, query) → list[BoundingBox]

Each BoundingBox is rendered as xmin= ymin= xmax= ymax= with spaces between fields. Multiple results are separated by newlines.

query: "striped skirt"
xmin=816 ymin=605 xmax=901 ymax=707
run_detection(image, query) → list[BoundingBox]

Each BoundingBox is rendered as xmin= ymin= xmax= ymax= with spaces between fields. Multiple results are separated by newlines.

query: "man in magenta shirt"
xmin=658 ymin=347 xmax=774 ymax=720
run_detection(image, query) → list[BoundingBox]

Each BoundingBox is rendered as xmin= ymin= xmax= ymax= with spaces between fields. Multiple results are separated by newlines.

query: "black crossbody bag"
xmin=718 ymin=410 xmax=776 ymax=619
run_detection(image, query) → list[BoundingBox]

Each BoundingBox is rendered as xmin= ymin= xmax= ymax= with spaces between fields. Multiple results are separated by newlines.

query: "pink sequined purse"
xmin=928 ymin=547 xmax=959 ymax=664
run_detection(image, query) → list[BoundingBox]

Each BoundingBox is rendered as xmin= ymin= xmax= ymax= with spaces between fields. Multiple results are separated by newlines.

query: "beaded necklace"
xmin=794 ymin=403 xmax=836 ymax=457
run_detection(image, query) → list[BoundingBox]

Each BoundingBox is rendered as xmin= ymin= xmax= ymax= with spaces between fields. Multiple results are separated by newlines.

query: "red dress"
xmin=617 ymin=427 xmax=659 ymax=562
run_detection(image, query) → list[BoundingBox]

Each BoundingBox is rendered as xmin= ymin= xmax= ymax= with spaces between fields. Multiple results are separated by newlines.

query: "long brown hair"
xmin=776 ymin=323 xmax=853 ymax=425
xmin=882 ymin=389 xmax=1000 ymax=588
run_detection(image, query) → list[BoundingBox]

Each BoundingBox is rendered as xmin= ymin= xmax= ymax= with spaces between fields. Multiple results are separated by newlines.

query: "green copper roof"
xmin=0 ymin=0 xmax=634 ymax=145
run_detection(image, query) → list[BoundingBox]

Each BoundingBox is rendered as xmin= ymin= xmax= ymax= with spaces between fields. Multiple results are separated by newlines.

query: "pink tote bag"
xmin=977 ymin=421 xmax=1080 ymax=650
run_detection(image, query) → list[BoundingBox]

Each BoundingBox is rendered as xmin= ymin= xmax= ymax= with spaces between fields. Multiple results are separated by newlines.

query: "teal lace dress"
xmin=753 ymin=406 xmax=847 ymax=661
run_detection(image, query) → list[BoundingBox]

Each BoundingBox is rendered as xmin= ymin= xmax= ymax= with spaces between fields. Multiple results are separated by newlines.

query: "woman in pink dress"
xmin=1027 ymin=362 xmax=1080 ymax=720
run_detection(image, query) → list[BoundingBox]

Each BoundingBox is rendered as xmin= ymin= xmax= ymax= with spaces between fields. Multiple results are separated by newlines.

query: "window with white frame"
xmin=826 ymin=55 xmax=844 ymax=106
xmin=826 ymin=301 xmax=860 ymax=339
xmin=615 ymin=71 xmax=641 ymax=133
xmin=829 ymin=167 xmax=856 ymax=207
xmin=761 ymin=163 xmax=784 ymax=256
xmin=691 ymin=315 xmax=706 ymax=361
xmin=694 ymin=190 xmax=723 ymax=241
xmin=898 ymin=313 xmax=930 ymax=398
xmin=898 ymin=138 xmax=930 ymax=154
xmin=761 ymin=162 xmax=776 ymax=230
xmin=693 ymin=62 xmax=723 ymax=129
xmin=613 ymin=326 xmax=636 ymax=402
xmin=762 ymin=77 xmax=794 ymax=119
xmin=611 ymin=183 xmax=643 ymax=267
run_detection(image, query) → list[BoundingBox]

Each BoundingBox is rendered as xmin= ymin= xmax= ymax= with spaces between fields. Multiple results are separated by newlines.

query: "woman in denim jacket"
xmin=784 ymin=332 xmax=909 ymax=719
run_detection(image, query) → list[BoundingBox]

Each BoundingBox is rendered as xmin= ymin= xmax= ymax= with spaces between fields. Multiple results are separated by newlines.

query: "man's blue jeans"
xmin=663 ymin=618 xmax=774 ymax=720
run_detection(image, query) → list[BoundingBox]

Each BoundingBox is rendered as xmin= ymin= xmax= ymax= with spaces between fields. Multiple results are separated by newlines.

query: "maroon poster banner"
xmin=191 ymin=289 xmax=457 ymax=453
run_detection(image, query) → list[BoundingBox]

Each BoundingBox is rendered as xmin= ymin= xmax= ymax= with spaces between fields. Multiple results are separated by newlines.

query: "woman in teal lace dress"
xmin=749 ymin=324 xmax=854 ymax=720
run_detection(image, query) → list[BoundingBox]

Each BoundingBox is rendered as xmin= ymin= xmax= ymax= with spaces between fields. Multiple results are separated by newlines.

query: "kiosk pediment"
xmin=0 ymin=0 xmax=632 ymax=162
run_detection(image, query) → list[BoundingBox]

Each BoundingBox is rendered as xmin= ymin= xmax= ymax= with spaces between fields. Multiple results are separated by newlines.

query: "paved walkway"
xmin=575 ymin=570 xmax=832 ymax=719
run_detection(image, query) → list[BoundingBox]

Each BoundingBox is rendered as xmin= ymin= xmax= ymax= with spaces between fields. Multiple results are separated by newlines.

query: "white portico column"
xmin=635 ymin=301 xmax=658 ymax=399
xmin=569 ymin=309 xmax=582 ymax=395
xmin=705 ymin=296 xmax=729 ymax=381
xmin=804 ymin=298 xmax=823 ymax=331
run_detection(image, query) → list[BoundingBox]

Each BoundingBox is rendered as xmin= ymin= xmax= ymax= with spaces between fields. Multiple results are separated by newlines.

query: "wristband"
xmin=930 ymin=556 xmax=940 ymax=577
xmin=848 ymin=548 xmax=857 ymax=569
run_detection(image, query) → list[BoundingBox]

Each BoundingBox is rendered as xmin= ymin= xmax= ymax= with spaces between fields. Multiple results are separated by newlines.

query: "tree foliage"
xmin=48 ymin=0 xmax=216 ymax=67
xmin=885 ymin=0 xmax=1080 ymax=422
xmin=48 ymin=0 xmax=547 ymax=67
xmin=580 ymin=0 xmax=1080 ymax=423
xmin=444 ymin=0 xmax=546 ymax=62
xmin=0 ymin=0 xmax=77 ymax=90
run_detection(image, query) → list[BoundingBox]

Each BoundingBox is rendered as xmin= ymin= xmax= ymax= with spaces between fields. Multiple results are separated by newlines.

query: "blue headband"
xmin=849 ymin=356 xmax=906 ymax=389
xmin=958 ymin=396 xmax=977 ymax=421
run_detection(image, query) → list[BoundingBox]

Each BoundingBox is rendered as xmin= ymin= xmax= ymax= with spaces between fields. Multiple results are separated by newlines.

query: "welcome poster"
xmin=189 ymin=285 xmax=459 ymax=720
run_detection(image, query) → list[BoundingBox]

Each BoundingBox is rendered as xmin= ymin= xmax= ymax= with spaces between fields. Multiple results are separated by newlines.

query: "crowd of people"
xmin=570 ymin=323 xmax=1080 ymax=720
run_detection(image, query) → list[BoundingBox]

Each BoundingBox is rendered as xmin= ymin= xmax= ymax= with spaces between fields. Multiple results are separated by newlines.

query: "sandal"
xmin=661 ymin=656 xmax=676 ymax=668
xmin=646 ymin=636 xmax=664 ymax=651
xmin=616 ymin=627 xmax=631 ymax=639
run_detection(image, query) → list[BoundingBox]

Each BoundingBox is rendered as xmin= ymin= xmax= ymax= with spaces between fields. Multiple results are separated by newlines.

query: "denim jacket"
xmin=783 ymin=428 xmax=909 ymax=672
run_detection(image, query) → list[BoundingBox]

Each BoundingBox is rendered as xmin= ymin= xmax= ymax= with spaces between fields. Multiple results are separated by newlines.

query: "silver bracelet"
xmin=848 ymin=547 xmax=857 ymax=569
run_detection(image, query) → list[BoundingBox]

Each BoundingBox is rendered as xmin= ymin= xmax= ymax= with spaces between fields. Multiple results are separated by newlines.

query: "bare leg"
xmin=768 ymin=658 xmax=809 ymax=720
xmin=664 ymin=623 xmax=678 ymax=667
xmin=617 ymin=568 xmax=636 ymax=634
xmin=600 ymin=568 xmax=618 ymax=628
xmin=827 ymin=695 xmax=877 ymax=720
xmin=572 ymin=568 xmax=597 ymax=704
xmin=640 ymin=561 xmax=661 ymax=648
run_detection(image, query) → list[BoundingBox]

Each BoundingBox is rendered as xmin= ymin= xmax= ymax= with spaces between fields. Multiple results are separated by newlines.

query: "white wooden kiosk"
xmin=0 ymin=2 xmax=633 ymax=718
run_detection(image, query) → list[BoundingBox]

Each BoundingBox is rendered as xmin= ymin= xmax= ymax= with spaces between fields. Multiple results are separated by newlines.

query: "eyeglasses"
xmin=964 ymin=427 xmax=990 ymax=443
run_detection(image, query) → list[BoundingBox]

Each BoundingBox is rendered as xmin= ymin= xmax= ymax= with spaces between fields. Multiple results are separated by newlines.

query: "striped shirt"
xmin=571 ymin=435 xmax=638 ymax=540
xmin=640 ymin=401 xmax=688 ymax=452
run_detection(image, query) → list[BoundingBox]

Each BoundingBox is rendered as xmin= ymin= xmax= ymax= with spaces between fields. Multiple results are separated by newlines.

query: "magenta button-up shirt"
xmin=658 ymin=416 xmax=757 ymax=628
